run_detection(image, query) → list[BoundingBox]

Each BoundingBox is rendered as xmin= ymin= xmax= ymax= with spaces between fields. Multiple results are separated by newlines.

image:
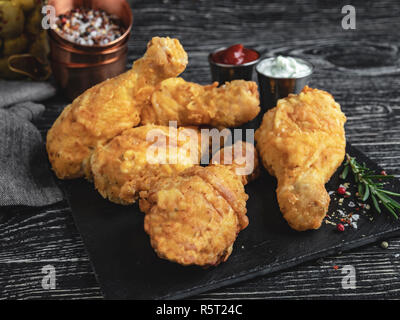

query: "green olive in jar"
xmin=25 ymin=4 xmax=41 ymax=35
xmin=29 ymin=30 xmax=49 ymax=62
xmin=3 ymin=33 xmax=28 ymax=55
xmin=15 ymin=0 xmax=35 ymax=12
xmin=0 ymin=1 xmax=25 ymax=38
xmin=0 ymin=0 xmax=49 ymax=80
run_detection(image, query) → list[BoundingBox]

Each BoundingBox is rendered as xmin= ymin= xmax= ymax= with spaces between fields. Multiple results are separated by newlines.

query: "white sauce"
xmin=257 ymin=56 xmax=312 ymax=78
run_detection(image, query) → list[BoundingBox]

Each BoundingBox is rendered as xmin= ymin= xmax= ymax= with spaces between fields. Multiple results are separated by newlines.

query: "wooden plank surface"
xmin=1 ymin=0 xmax=400 ymax=299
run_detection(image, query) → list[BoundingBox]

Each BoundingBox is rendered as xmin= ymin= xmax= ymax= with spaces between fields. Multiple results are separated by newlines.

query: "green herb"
xmin=341 ymin=153 xmax=400 ymax=219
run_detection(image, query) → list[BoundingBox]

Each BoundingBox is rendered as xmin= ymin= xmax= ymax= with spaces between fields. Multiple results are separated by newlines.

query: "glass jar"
xmin=0 ymin=0 xmax=50 ymax=80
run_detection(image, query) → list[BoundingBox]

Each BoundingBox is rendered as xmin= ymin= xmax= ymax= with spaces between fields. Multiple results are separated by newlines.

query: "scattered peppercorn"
xmin=380 ymin=241 xmax=389 ymax=249
xmin=337 ymin=186 xmax=346 ymax=195
xmin=337 ymin=223 xmax=345 ymax=232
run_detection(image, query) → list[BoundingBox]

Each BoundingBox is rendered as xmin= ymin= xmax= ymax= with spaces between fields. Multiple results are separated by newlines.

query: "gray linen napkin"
xmin=0 ymin=81 xmax=64 ymax=207
xmin=0 ymin=80 xmax=56 ymax=108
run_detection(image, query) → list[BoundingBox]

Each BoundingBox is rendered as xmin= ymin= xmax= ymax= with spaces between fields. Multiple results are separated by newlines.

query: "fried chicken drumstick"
xmin=91 ymin=125 xmax=203 ymax=205
xmin=255 ymin=86 xmax=346 ymax=231
xmin=47 ymin=37 xmax=188 ymax=179
xmin=139 ymin=141 xmax=258 ymax=266
xmin=140 ymin=77 xmax=260 ymax=128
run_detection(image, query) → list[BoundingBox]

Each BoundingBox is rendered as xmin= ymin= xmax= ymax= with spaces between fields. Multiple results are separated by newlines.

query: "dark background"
xmin=1 ymin=0 xmax=400 ymax=299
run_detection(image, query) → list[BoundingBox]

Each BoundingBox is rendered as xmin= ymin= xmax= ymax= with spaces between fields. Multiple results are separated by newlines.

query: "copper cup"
xmin=47 ymin=0 xmax=133 ymax=100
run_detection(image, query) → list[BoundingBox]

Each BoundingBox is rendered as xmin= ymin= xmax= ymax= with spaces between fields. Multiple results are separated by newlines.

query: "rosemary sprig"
xmin=341 ymin=153 xmax=400 ymax=219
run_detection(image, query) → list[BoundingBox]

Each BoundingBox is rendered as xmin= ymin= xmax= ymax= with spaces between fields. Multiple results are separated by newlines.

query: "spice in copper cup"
xmin=47 ymin=0 xmax=133 ymax=100
xmin=54 ymin=7 xmax=125 ymax=46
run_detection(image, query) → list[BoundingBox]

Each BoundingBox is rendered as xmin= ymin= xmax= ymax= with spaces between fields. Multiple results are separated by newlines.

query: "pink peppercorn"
xmin=337 ymin=223 xmax=345 ymax=232
xmin=337 ymin=186 xmax=346 ymax=195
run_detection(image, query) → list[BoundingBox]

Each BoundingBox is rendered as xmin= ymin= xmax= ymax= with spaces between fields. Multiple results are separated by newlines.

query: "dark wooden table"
xmin=1 ymin=0 xmax=400 ymax=299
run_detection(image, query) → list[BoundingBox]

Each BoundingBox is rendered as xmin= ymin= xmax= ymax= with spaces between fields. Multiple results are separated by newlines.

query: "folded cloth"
xmin=0 ymin=80 xmax=56 ymax=108
xmin=0 ymin=81 xmax=64 ymax=207
xmin=8 ymin=102 xmax=45 ymax=121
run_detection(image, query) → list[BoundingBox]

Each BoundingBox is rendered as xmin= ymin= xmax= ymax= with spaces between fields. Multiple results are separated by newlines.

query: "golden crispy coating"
xmin=211 ymin=140 xmax=259 ymax=185
xmin=91 ymin=125 xmax=203 ymax=205
xmin=255 ymin=86 xmax=346 ymax=231
xmin=140 ymin=77 xmax=260 ymax=128
xmin=46 ymin=37 xmax=188 ymax=179
xmin=140 ymin=165 xmax=248 ymax=266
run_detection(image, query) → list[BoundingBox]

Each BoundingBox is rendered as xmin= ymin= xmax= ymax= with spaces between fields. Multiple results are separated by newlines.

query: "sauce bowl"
xmin=208 ymin=47 xmax=260 ymax=85
xmin=256 ymin=57 xmax=314 ymax=113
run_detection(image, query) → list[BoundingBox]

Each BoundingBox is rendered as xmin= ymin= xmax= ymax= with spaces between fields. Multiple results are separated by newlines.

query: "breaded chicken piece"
xmin=46 ymin=37 xmax=188 ymax=179
xmin=139 ymin=142 xmax=257 ymax=266
xmin=255 ymin=86 xmax=346 ymax=231
xmin=211 ymin=140 xmax=260 ymax=184
xmin=140 ymin=165 xmax=249 ymax=266
xmin=91 ymin=125 xmax=203 ymax=205
xmin=140 ymin=77 xmax=260 ymax=128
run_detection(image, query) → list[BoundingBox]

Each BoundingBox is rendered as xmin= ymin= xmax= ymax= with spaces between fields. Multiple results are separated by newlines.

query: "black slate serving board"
xmin=63 ymin=143 xmax=400 ymax=299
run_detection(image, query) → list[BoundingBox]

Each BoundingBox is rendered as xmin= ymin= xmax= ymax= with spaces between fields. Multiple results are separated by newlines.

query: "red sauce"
xmin=212 ymin=44 xmax=259 ymax=65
